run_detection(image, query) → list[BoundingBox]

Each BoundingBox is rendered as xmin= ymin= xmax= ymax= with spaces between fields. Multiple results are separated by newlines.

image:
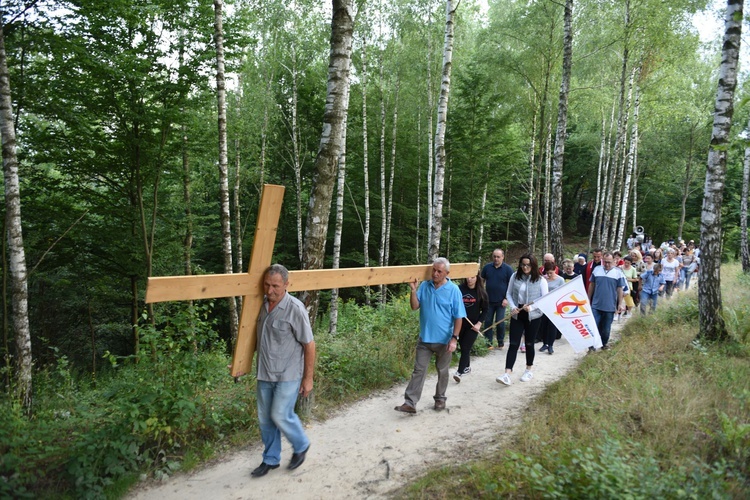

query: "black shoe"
xmin=539 ymin=344 xmax=549 ymax=352
xmin=251 ymin=462 xmax=279 ymax=477
xmin=288 ymin=445 xmax=309 ymax=470
xmin=588 ymin=346 xmax=596 ymax=352
xmin=548 ymin=346 xmax=554 ymax=354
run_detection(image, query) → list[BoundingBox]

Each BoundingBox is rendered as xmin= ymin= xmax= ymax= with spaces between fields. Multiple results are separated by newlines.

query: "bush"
xmin=503 ymin=437 xmax=731 ymax=499
xmin=315 ymin=296 xmax=419 ymax=406
xmin=1 ymin=302 xmax=257 ymax=498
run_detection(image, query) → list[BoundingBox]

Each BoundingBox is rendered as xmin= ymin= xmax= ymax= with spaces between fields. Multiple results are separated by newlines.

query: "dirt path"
xmin=128 ymin=321 xmax=625 ymax=500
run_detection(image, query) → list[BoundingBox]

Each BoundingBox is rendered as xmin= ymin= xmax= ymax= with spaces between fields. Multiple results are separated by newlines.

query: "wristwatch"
xmin=452 ymin=335 xmax=459 ymax=341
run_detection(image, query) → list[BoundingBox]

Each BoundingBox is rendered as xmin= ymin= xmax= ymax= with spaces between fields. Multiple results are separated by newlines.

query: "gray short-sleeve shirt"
xmin=256 ymin=292 xmax=314 ymax=382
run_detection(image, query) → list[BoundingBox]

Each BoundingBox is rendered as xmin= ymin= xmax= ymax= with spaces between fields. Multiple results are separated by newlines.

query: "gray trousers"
xmin=404 ymin=340 xmax=451 ymax=407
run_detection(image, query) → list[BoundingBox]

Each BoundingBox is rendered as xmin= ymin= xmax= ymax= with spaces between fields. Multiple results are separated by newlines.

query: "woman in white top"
xmin=496 ymin=254 xmax=549 ymax=386
xmin=661 ymin=249 xmax=681 ymax=298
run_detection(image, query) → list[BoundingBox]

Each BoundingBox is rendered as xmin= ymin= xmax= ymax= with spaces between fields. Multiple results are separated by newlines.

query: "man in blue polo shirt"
xmin=587 ymin=251 xmax=626 ymax=351
xmin=395 ymin=257 xmax=466 ymax=413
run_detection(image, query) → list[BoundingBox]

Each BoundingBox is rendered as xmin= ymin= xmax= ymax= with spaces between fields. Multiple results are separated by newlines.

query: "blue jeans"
xmin=484 ymin=302 xmax=507 ymax=346
xmin=681 ymin=268 xmax=694 ymax=290
xmin=592 ymin=309 xmax=614 ymax=347
xmin=257 ymin=380 xmax=310 ymax=466
xmin=640 ymin=290 xmax=658 ymax=314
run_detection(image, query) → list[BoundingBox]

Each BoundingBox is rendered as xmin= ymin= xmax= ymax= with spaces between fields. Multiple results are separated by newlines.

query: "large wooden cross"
xmin=146 ymin=184 xmax=479 ymax=377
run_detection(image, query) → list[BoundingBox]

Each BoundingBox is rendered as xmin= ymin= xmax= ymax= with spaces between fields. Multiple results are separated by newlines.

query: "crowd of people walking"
xmin=392 ymin=237 xmax=699 ymax=414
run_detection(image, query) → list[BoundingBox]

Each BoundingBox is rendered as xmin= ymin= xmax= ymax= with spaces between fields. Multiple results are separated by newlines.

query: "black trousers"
xmin=505 ymin=309 xmax=542 ymax=371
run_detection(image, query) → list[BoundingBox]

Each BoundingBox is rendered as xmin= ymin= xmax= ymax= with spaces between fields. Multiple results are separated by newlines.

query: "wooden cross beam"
xmin=146 ymin=184 xmax=479 ymax=377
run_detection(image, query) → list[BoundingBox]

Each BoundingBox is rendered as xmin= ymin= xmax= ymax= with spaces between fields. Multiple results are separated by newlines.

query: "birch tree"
xmin=527 ymin=109 xmax=537 ymax=250
xmin=615 ymin=67 xmax=641 ymax=251
xmin=299 ymin=0 xmax=354 ymax=323
xmin=698 ymin=0 xmax=743 ymax=341
xmin=213 ymin=0 xmax=238 ymax=341
xmin=589 ymin=113 xmax=607 ymax=251
xmin=549 ymin=0 xmax=573 ymax=264
xmin=329 ymin=112 xmax=348 ymax=334
xmin=428 ymin=0 xmax=457 ymax=262
xmin=361 ymin=33 xmax=372 ymax=305
xmin=0 ymin=21 xmax=32 ymax=413
xmin=742 ymin=120 xmax=750 ymax=273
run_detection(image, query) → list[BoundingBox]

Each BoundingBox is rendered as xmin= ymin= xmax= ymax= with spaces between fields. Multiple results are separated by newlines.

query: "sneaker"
xmin=601 ymin=344 xmax=611 ymax=350
xmin=548 ymin=346 xmax=554 ymax=355
xmin=487 ymin=345 xmax=494 ymax=351
xmin=588 ymin=346 xmax=596 ymax=352
xmin=496 ymin=373 xmax=512 ymax=385
xmin=498 ymin=343 xmax=505 ymax=349
xmin=452 ymin=371 xmax=461 ymax=383
xmin=539 ymin=344 xmax=549 ymax=352
xmin=520 ymin=370 xmax=533 ymax=382
xmin=463 ymin=367 xmax=472 ymax=375
xmin=520 ymin=344 xmax=526 ymax=353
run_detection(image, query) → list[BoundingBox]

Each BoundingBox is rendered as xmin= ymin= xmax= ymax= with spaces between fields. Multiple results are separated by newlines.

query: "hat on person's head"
xmin=577 ymin=253 xmax=586 ymax=260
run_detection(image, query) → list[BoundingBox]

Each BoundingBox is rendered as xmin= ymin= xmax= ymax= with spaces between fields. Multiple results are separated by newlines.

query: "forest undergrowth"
xmin=0 ymin=291 xmax=432 ymax=499
xmin=3 ymin=266 xmax=749 ymax=499
xmin=400 ymin=265 xmax=750 ymax=499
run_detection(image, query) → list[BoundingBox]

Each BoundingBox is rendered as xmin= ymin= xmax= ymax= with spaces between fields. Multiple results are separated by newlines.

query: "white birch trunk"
xmin=527 ymin=109 xmax=537 ymax=250
xmin=377 ymin=51 xmax=387 ymax=301
xmin=543 ymin=126 xmax=552 ymax=253
xmin=299 ymin=0 xmax=354 ymax=323
xmin=361 ymin=36 xmax=372 ymax=305
xmin=550 ymin=0 xmax=573 ymax=264
xmin=329 ymin=111 xmax=348 ymax=335
xmin=611 ymin=66 xmax=636 ymax=250
xmin=631 ymin=127 xmax=640 ymax=233
xmin=383 ymin=79 xmax=399 ymax=304
xmin=589 ymin=113 xmax=607 ymax=251
xmin=233 ymin=138 xmax=243 ymax=307
xmin=290 ymin=47 xmax=304 ymax=264
xmin=478 ymin=164 xmax=489 ymax=261
xmin=699 ymin=0 xmax=743 ymax=341
xmin=742 ymin=118 xmax=750 ymax=273
xmin=428 ymin=0 xmax=457 ymax=263
xmin=426 ymin=27 xmax=435 ymax=256
xmin=213 ymin=0 xmax=238 ymax=341
xmin=615 ymin=69 xmax=640 ymax=251
xmin=0 ymin=25 xmax=32 ymax=412
xmin=416 ymin=108 xmax=422 ymax=262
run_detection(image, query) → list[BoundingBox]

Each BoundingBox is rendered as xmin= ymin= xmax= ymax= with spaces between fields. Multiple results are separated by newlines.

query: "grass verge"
xmin=399 ymin=266 xmax=750 ymax=499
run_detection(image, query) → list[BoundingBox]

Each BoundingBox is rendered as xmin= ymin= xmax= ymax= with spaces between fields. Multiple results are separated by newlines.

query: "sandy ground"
xmin=128 ymin=320 xmax=626 ymax=500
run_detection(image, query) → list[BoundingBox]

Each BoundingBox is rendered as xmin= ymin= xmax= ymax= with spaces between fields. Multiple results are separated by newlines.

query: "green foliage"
xmin=402 ymin=264 xmax=750 ymax=498
xmin=501 ymin=437 xmax=730 ymax=499
xmin=0 ymin=295 xmax=430 ymax=497
xmin=1 ymin=304 xmax=256 ymax=498
xmin=315 ymin=296 xmax=419 ymax=405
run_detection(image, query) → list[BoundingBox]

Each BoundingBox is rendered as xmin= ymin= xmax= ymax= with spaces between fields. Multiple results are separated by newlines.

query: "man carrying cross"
xmin=251 ymin=264 xmax=315 ymax=478
xmin=395 ymin=258 xmax=466 ymax=414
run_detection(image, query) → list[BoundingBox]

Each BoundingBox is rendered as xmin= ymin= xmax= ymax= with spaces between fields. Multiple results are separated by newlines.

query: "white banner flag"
xmin=532 ymin=275 xmax=602 ymax=352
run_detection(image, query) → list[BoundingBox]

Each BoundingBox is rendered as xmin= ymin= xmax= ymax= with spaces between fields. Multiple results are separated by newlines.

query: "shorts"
xmin=624 ymin=293 xmax=635 ymax=308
